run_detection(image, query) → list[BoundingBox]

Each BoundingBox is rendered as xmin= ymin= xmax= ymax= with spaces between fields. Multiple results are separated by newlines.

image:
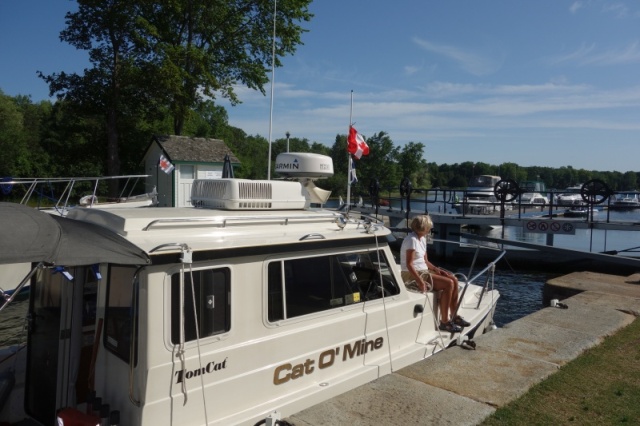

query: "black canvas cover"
xmin=0 ymin=202 xmax=150 ymax=266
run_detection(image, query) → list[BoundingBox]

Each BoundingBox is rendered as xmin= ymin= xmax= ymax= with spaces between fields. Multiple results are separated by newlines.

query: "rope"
xmin=373 ymin=234 xmax=394 ymax=372
xmin=423 ymin=274 xmax=446 ymax=350
xmin=178 ymin=263 xmax=188 ymax=404
xmin=187 ymin=265 xmax=210 ymax=424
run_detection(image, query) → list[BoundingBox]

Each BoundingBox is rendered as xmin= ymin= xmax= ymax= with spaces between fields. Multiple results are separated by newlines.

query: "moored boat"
xmin=555 ymin=184 xmax=584 ymax=207
xmin=518 ymin=180 xmax=549 ymax=207
xmin=609 ymin=192 xmax=640 ymax=210
xmin=456 ymin=175 xmax=511 ymax=214
xmin=0 ymin=154 xmax=501 ymax=426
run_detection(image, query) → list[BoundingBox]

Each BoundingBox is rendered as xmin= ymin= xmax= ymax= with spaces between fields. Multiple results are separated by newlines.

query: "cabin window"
xmin=267 ymin=250 xmax=400 ymax=321
xmin=104 ymin=266 xmax=139 ymax=363
xmin=171 ymin=267 xmax=231 ymax=343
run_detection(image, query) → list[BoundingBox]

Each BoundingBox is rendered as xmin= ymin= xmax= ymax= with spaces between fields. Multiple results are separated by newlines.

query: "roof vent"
xmin=191 ymin=179 xmax=307 ymax=210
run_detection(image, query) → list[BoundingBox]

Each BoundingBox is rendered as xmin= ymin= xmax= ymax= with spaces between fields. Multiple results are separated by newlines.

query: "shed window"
xmin=180 ymin=165 xmax=195 ymax=179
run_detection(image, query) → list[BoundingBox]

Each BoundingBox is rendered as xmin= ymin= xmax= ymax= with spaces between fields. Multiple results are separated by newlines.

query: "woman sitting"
xmin=400 ymin=215 xmax=470 ymax=333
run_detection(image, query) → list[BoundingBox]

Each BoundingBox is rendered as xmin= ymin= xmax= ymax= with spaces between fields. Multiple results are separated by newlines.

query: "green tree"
xmin=41 ymin=0 xmax=312 ymax=192
xmin=136 ymin=0 xmax=313 ymax=135
xmin=397 ymin=141 xmax=427 ymax=186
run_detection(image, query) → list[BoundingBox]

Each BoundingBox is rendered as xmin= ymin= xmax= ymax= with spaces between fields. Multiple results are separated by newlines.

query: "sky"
xmin=1 ymin=1 xmax=640 ymax=173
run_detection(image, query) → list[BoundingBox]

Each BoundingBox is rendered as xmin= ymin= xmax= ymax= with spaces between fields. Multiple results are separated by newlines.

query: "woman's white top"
xmin=400 ymin=231 xmax=428 ymax=272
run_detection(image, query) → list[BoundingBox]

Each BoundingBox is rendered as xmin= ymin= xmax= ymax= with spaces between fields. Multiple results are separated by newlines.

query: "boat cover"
xmin=0 ymin=202 xmax=150 ymax=266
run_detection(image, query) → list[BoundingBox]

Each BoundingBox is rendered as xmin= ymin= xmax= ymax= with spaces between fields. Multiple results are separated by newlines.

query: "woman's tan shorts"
xmin=401 ymin=270 xmax=434 ymax=293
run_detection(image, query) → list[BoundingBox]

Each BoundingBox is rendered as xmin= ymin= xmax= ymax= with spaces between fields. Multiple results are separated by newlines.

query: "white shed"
xmin=142 ymin=135 xmax=240 ymax=207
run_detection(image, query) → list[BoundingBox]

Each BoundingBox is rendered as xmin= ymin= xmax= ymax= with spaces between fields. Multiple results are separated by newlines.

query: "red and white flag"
xmin=348 ymin=126 xmax=369 ymax=159
xmin=159 ymin=154 xmax=175 ymax=174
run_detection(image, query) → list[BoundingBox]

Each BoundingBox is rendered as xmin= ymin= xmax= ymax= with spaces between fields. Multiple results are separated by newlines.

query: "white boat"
xmin=555 ymin=185 xmax=584 ymax=207
xmin=456 ymin=175 xmax=512 ymax=214
xmin=518 ymin=180 xmax=549 ymax=206
xmin=610 ymin=192 xmax=640 ymax=210
xmin=564 ymin=206 xmax=592 ymax=218
xmin=0 ymin=154 xmax=501 ymax=426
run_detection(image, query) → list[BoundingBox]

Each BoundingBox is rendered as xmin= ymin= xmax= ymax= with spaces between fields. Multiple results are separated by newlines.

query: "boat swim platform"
xmin=285 ymin=272 xmax=640 ymax=426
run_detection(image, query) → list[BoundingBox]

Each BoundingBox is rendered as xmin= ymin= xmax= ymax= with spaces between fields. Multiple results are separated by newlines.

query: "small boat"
xmin=564 ymin=206 xmax=591 ymax=218
xmin=0 ymin=154 xmax=501 ymax=426
xmin=518 ymin=180 xmax=549 ymax=207
xmin=609 ymin=192 xmax=640 ymax=210
xmin=555 ymin=185 xmax=584 ymax=207
xmin=456 ymin=175 xmax=512 ymax=214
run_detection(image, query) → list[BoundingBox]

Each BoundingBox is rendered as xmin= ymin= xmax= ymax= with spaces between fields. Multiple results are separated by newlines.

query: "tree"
xmin=397 ymin=141 xmax=426 ymax=185
xmin=41 ymin=0 xmax=312 ymax=192
xmin=136 ymin=0 xmax=313 ymax=135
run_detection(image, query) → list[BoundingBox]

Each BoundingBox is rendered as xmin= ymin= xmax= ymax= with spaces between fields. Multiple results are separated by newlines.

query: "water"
xmin=0 ymin=298 xmax=28 ymax=346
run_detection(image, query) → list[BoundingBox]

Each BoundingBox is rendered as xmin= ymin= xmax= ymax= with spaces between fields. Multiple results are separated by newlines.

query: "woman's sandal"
xmin=438 ymin=321 xmax=462 ymax=333
xmin=453 ymin=315 xmax=471 ymax=327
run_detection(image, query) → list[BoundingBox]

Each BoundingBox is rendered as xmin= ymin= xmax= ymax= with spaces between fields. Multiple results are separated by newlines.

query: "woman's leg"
xmin=449 ymin=275 xmax=460 ymax=315
xmin=431 ymin=274 xmax=454 ymax=323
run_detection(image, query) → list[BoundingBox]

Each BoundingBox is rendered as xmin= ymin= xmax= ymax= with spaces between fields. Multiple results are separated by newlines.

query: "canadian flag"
xmin=347 ymin=126 xmax=369 ymax=159
xmin=159 ymin=154 xmax=175 ymax=174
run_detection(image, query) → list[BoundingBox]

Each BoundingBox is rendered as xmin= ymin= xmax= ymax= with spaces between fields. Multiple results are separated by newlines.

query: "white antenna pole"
xmin=267 ymin=0 xmax=277 ymax=180
xmin=346 ymin=90 xmax=354 ymax=209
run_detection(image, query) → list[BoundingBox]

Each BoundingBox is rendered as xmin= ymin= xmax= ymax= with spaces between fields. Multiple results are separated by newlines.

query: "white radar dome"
xmin=275 ymin=152 xmax=334 ymax=178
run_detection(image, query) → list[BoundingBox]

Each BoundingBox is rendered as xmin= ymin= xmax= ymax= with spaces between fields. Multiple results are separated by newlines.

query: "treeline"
xmin=1 ymin=90 xmax=638 ymax=200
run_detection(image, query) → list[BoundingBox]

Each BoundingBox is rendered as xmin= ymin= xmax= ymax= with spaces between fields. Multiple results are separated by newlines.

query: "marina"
xmin=1 ymin=166 xmax=638 ymax=425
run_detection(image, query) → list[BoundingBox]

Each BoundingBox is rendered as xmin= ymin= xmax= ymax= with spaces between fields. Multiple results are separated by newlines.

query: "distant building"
xmin=142 ymin=135 xmax=240 ymax=207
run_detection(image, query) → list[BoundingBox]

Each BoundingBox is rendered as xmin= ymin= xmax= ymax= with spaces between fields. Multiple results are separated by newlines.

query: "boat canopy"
xmin=0 ymin=202 xmax=150 ymax=266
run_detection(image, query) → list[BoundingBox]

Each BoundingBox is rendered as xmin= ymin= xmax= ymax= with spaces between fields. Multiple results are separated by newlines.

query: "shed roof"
xmin=152 ymin=135 xmax=240 ymax=164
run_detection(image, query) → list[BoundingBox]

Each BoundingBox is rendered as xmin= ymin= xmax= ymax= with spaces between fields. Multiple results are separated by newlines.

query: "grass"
xmin=481 ymin=318 xmax=640 ymax=425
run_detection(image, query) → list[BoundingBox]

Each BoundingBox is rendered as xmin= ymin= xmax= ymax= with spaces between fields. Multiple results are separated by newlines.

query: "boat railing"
xmin=348 ymin=181 xmax=640 ymax=221
xmin=142 ymin=209 xmax=386 ymax=231
xmin=142 ymin=211 xmax=344 ymax=231
xmin=0 ymin=175 xmax=151 ymax=213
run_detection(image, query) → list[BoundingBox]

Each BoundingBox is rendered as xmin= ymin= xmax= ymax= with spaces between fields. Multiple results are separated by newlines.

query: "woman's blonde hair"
xmin=410 ymin=215 xmax=433 ymax=233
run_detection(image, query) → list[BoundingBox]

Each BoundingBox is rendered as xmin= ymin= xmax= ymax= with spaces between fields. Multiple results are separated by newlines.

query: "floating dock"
xmin=286 ymin=272 xmax=640 ymax=425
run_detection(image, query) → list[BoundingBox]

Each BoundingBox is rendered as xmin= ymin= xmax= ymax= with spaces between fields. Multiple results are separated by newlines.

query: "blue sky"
xmin=2 ymin=1 xmax=640 ymax=173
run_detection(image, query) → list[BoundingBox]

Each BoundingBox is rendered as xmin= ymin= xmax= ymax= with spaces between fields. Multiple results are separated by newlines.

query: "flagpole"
xmin=346 ymin=90 xmax=353 ymax=209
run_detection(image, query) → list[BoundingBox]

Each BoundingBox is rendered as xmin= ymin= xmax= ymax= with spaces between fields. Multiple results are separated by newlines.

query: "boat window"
xmin=105 ymin=266 xmax=138 ymax=363
xmin=171 ymin=267 xmax=231 ymax=344
xmin=267 ymin=250 xmax=400 ymax=322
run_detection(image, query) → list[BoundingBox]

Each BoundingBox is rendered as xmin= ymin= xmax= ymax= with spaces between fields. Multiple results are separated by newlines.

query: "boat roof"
xmin=66 ymin=205 xmax=390 ymax=256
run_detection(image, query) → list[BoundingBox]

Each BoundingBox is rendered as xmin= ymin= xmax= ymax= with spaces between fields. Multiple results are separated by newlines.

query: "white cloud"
xmin=550 ymin=41 xmax=640 ymax=66
xmin=412 ymin=37 xmax=503 ymax=76
xmin=570 ymin=1 xmax=583 ymax=14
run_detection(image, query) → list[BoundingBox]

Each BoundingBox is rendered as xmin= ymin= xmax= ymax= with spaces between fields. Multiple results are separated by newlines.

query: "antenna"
xmin=267 ymin=0 xmax=277 ymax=180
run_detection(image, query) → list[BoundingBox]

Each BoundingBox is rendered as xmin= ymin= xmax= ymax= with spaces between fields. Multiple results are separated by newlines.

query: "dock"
xmin=286 ymin=272 xmax=640 ymax=425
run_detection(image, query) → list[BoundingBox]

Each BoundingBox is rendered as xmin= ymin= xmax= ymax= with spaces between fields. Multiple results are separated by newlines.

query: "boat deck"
xmin=285 ymin=272 xmax=640 ymax=425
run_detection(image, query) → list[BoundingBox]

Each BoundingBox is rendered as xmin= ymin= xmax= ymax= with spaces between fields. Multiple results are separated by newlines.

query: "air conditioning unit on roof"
xmin=191 ymin=179 xmax=306 ymax=210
